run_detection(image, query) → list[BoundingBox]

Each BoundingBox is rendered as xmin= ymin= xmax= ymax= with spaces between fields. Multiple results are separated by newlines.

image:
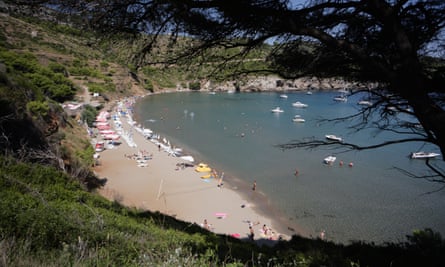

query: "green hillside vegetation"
xmin=1 ymin=10 xmax=444 ymax=267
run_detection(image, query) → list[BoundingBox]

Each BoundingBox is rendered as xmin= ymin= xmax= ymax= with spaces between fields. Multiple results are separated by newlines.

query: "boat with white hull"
xmin=271 ymin=107 xmax=284 ymax=113
xmin=324 ymin=155 xmax=336 ymax=164
xmin=325 ymin=134 xmax=343 ymax=142
xmin=292 ymin=101 xmax=308 ymax=108
xmin=333 ymin=95 xmax=348 ymax=102
xmin=292 ymin=115 xmax=305 ymax=123
xmin=410 ymin=152 xmax=440 ymax=159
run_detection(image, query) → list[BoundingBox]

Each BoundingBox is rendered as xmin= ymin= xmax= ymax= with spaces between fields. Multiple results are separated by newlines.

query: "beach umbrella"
xmin=97 ymin=125 xmax=111 ymax=130
xmin=99 ymin=129 xmax=114 ymax=133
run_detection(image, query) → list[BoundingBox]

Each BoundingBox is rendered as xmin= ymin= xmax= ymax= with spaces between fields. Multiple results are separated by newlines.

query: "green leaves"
xmin=0 ymin=49 xmax=76 ymax=102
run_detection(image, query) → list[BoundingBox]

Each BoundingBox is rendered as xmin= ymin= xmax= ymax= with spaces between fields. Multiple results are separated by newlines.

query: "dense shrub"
xmin=26 ymin=100 xmax=50 ymax=118
xmin=0 ymin=49 xmax=76 ymax=102
xmin=189 ymin=81 xmax=201 ymax=90
xmin=81 ymin=104 xmax=98 ymax=127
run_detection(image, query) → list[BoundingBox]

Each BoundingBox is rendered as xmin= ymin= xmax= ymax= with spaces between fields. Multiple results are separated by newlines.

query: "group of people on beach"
xmin=202 ymin=217 xmax=277 ymax=242
xmin=246 ymin=221 xmax=278 ymax=241
xmin=124 ymin=149 xmax=153 ymax=160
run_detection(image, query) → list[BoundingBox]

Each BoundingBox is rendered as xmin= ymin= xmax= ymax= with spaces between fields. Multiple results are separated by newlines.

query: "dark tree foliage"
xmin=17 ymin=0 xmax=445 ymax=178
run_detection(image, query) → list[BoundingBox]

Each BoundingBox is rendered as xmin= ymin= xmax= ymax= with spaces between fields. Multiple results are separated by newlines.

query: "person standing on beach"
xmin=212 ymin=169 xmax=218 ymax=179
xmin=217 ymin=172 xmax=224 ymax=188
xmin=203 ymin=219 xmax=210 ymax=230
xmin=249 ymin=226 xmax=255 ymax=240
xmin=252 ymin=180 xmax=256 ymax=191
xmin=262 ymin=224 xmax=268 ymax=236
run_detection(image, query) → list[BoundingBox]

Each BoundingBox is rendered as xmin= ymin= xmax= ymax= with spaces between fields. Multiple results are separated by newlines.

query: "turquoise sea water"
xmin=133 ymin=91 xmax=445 ymax=244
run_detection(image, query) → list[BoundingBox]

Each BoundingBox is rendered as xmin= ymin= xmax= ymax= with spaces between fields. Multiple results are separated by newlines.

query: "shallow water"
xmin=133 ymin=91 xmax=445 ymax=244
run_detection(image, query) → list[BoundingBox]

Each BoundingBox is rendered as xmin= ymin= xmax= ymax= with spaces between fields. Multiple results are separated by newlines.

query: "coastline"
xmin=93 ymin=94 xmax=309 ymax=244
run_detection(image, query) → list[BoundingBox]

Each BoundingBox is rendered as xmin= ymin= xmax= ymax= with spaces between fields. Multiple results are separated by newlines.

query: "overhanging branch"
xmin=277 ymin=137 xmax=431 ymax=151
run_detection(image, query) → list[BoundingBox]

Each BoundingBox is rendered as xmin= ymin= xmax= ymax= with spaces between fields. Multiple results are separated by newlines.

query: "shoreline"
xmin=93 ymin=94 xmax=310 ymax=244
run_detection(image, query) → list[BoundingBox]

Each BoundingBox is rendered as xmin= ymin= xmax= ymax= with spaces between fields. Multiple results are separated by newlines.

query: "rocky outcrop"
xmin=200 ymin=75 xmax=377 ymax=92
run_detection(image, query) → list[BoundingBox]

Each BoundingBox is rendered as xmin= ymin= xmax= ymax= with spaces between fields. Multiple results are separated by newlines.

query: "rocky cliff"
xmin=200 ymin=75 xmax=377 ymax=92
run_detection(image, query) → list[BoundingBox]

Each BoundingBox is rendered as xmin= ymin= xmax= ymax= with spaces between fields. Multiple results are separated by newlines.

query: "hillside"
xmin=0 ymin=9 xmax=444 ymax=267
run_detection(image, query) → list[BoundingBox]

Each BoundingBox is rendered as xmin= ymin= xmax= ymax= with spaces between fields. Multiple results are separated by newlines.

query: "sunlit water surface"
xmin=133 ymin=91 xmax=445 ymax=244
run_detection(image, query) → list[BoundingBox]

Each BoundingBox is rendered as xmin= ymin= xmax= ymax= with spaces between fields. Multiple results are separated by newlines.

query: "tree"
xmin=20 ymin=0 xmax=445 ymax=178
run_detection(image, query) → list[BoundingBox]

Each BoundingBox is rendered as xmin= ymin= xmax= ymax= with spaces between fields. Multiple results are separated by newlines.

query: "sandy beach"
xmin=93 ymin=96 xmax=305 ymax=243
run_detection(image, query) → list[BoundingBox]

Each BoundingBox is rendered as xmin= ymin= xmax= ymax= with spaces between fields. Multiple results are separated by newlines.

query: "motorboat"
xmin=306 ymin=91 xmax=313 ymax=95
xmin=325 ymin=134 xmax=343 ymax=142
xmin=180 ymin=155 xmax=195 ymax=162
xmin=386 ymin=106 xmax=397 ymax=112
xmin=333 ymin=95 xmax=348 ymax=102
xmin=324 ymin=155 xmax=337 ymax=164
xmin=410 ymin=152 xmax=441 ymax=159
xmin=358 ymin=100 xmax=373 ymax=106
xmin=271 ymin=107 xmax=284 ymax=113
xmin=292 ymin=115 xmax=305 ymax=123
xmin=195 ymin=163 xmax=212 ymax=172
xmin=142 ymin=128 xmax=153 ymax=138
xmin=292 ymin=101 xmax=308 ymax=108
xmin=279 ymin=94 xmax=288 ymax=99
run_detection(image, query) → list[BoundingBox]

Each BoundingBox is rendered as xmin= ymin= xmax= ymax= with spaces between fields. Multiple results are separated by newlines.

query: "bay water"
xmin=133 ymin=91 xmax=445 ymax=244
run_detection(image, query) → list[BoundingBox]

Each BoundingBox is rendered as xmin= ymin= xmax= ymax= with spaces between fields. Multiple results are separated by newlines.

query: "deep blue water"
xmin=133 ymin=91 xmax=445 ymax=244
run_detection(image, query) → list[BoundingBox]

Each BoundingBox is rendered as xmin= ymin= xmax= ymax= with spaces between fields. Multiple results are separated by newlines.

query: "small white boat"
xmin=279 ymin=94 xmax=288 ymax=99
xmin=386 ymin=106 xmax=397 ymax=112
xmin=271 ymin=107 xmax=284 ymax=113
xmin=180 ymin=155 xmax=195 ymax=162
xmin=325 ymin=134 xmax=343 ymax=142
xmin=324 ymin=156 xmax=337 ymax=164
xmin=333 ymin=95 xmax=348 ymax=102
xmin=292 ymin=101 xmax=308 ymax=108
xmin=358 ymin=100 xmax=373 ymax=106
xmin=292 ymin=115 xmax=305 ymax=123
xmin=306 ymin=91 xmax=313 ymax=95
xmin=410 ymin=152 xmax=441 ymax=159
